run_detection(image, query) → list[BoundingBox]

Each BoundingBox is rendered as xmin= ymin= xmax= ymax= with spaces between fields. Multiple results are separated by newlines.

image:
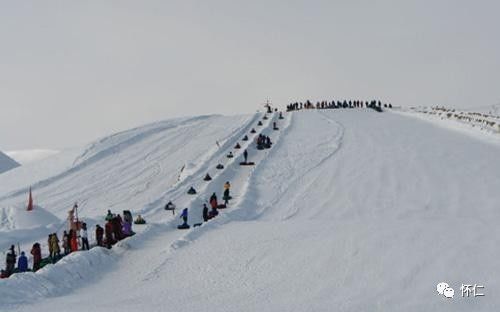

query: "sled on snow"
xmin=217 ymin=204 xmax=227 ymax=209
xmin=226 ymin=153 xmax=234 ymax=158
xmin=263 ymin=115 xmax=268 ymax=120
xmin=234 ymin=143 xmax=241 ymax=149
xmin=177 ymin=223 xmax=190 ymax=230
xmin=250 ymin=128 xmax=257 ymax=134
xmin=273 ymin=127 xmax=279 ymax=131
xmin=187 ymin=187 xmax=197 ymax=195
xmin=203 ymin=174 xmax=212 ymax=181
xmin=257 ymin=121 xmax=263 ymax=126
xmin=134 ymin=218 xmax=147 ymax=225
xmin=193 ymin=223 xmax=203 ymax=227
xmin=242 ymin=135 xmax=249 ymax=141
xmin=216 ymin=164 xmax=224 ymax=169
xmin=240 ymin=162 xmax=255 ymax=166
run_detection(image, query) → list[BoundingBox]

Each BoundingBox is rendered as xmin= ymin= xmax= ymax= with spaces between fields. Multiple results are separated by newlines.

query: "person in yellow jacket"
xmin=50 ymin=233 xmax=61 ymax=262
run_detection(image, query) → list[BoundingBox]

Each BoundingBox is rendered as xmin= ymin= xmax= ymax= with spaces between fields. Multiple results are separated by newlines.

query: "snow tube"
xmin=234 ymin=143 xmax=241 ymax=149
xmin=240 ymin=162 xmax=255 ymax=166
xmin=242 ymin=136 xmax=248 ymax=141
xmin=177 ymin=224 xmax=190 ymax=230
xmin=250 ymin=129 xmax=257 ymax=134
xmin=204 ymin=174 xmax=212 ymax=181
xmin=257 ymin=121 xmax=263 ymax=126
xmin=216 ymin=164 xmax=224 ymax=169
xmin=226 ymin=154 xmax=234 ymax=158
xmin=187 ymin=187 xmax=197 ymax=195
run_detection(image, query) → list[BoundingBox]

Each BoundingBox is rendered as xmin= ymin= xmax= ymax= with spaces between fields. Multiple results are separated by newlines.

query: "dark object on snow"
xmin=234 ymin=143 xmax=241 ymax=149
xmin=134 ymin=215 xmax=146 ymax=225
xmin=279 ymin=112 xmax=284 ymax=119
xmin=257 ymin=121 xmax=263 ymax=126
xmin=240 ymin=162 xmax=255 ymax=166
xmin=177 ymin=224 xmax=190 ymax=230
xmin=217 ymin=204 xmax=227 ymax=209
xmin=193 ymin=223 xmax=203 ymax=227
xmin=227 ymin=152 xmax=234 ymax=158
xmin=216 ymin=164 xmax=224 ymax=170
xmin=165 ymin=201 xmax=176 ymax=211
xmin=204 ymin=173 xmax=212 ymax=181
xmin=187 ymin=187 xmax=197 ymax=195
xmin=263 ymin=115 xmax=268 ymax=120
xmin=273 ymin=122 xmax=279 ymax=130
xmin=242 ymin=135 xmax=248 ymax=141
xmin=250 ymin=128 xmax=256 ymax=134
xmin=207 ymin=208 xmax=219 ymax=220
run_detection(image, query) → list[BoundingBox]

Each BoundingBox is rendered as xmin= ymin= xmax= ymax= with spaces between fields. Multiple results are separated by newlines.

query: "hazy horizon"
xmin=1 ymin=0 xmax=500 ymax=150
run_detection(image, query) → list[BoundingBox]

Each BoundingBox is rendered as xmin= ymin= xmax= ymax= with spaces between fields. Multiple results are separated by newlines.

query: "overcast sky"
xmin=1 ymin=0 xmax=500 ymax=150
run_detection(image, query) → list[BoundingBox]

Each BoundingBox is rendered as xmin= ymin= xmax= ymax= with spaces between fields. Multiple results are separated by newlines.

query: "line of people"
xmin=1 ymin=210 xmax=145 ymax=279
xmin=287 ymin=100 xmax=392 ymax=111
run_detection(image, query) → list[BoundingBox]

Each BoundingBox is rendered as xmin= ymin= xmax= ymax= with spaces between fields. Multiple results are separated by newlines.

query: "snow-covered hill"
xmin=5 ymin=150 xmax=60 ymax=165
xmin=1 ymin=110 xmax=499 ymax=311
xmin=0 ymin=151 xmax=20 ymax=174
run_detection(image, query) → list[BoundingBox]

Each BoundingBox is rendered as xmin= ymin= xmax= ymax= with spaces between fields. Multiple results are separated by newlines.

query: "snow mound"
xmin=0 ymin=151 xmax=20 ymax=174
xmin=0 ymin=205 xmax=60 ymax=231
xmin=5 ymin=149 xmax=60 ymax=165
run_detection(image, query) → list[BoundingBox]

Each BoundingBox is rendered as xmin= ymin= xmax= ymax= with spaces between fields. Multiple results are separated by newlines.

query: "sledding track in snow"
xmin=3 ymin=109 xmax=500 ymax=312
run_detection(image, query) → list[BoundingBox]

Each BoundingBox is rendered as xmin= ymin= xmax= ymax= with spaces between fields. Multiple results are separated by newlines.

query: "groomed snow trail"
xmin=4 ymin=110 xmax=500 ymax=312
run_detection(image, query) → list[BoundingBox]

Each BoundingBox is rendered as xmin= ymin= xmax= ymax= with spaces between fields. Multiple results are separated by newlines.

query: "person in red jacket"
xmin=30 ymin=242 xmax=42 ymax=272
xmin=210 ymin=193 xmax=218 ymax=209
xmin=69 ymin=229 xmax=78 ymax=252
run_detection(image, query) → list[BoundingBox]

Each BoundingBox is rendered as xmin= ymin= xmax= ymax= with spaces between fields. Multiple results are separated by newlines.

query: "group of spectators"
xmin=286 ymin=100 xmax=392 ymax=112
xmin=1 ymin=210 xmax=145 ymax=279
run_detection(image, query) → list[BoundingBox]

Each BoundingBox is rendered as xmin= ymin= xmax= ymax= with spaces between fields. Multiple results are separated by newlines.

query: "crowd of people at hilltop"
xmin=286 ymin=100 xmax=392 ymax=112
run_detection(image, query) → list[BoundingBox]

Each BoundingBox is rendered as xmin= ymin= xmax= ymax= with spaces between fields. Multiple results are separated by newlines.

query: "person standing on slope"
xmin=81 ymin=223 xmax=89 ymax=250
xmin=50 ymin=233 xmax=61 ymax=261
xmin=243 ymin=149 xmax=248 ymax=163
xmin=62 ymin=231 xmax=70 ymax=255
xmin=96 ymin=224 xmax=104 ymax=247
xmin=210 ymin=193 xmax=218 ymax=209
xmin=202 ymin=204 xmax=209 ymax=222
xmin=223 ymin=181 xmax=231 ymax=205
xmin=5 ymin=245 xmax=16 ymax=275
xmin=30 ymin=243 xmax=42 ymax=272
xmin=180 ymin=208 xmax=188 ymax=225
xmin=17 ymin=251 xmax=28 ymax=272
xmin=70 ymin=229 xmax=78 ymax=252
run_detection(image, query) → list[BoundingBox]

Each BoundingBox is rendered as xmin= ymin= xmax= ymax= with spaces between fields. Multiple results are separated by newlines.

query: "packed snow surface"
xmin=1 ymin=110 xmax=499 ymax=311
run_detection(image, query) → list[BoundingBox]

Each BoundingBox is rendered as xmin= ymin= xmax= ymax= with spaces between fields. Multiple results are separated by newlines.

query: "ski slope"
xmin=2 ymin=110 xmax=500 ymax=311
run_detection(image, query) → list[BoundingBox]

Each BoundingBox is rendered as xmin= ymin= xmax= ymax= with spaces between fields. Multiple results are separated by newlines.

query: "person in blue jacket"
xmin=17 ymin=251 xmax=28 ymax=272
xmin=180 ymin=208 xmax=188 ymax=225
